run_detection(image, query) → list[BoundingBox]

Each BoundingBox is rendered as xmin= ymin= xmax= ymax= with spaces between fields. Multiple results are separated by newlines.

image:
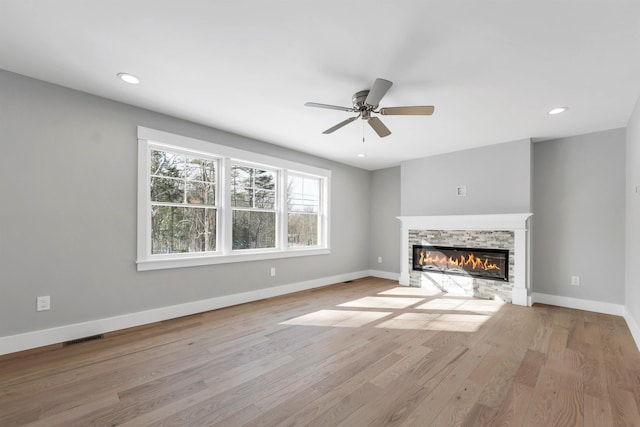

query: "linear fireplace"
xmin=412 ymin=245 xmax=509 ymax=282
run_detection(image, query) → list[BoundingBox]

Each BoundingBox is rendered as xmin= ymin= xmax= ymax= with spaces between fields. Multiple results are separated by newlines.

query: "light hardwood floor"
xmin=1 ymin=277 xmax=639 ymax=426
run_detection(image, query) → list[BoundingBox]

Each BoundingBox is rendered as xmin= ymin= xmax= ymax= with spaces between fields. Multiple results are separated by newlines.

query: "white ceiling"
xmin=2 ymin=1 xmax=639 ymax=170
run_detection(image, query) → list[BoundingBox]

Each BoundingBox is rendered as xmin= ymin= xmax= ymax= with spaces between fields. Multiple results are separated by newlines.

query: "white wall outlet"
xmin=456 ymin=185 xmax=467 ymax=197
xmin=270 ymin=267 xmax=276 ymax=277
xmin=377 ymin=256 xmax=382 ymax=263
xmin=37 ymin=296 xmax=50 ymax=311
xmin=571 ymin=276 xmax=580 ymax=286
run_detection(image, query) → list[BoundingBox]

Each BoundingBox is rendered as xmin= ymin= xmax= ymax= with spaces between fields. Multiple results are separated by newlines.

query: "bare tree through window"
xmin=231 ymin=165 xmax=276 ymax=249
xmin=287 ymin=175 xmax=320 ymax=247
xmin=150 ymin=149 xmax=217 ymax=254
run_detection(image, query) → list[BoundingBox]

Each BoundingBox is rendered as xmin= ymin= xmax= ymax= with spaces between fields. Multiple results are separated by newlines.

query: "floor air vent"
xmin=63 ymin=334 xmax=104 ymax=346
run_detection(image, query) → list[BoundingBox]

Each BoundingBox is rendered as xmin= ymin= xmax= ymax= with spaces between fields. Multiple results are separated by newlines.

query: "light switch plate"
xmin=37 ymin=296 xmax=51 ymax=311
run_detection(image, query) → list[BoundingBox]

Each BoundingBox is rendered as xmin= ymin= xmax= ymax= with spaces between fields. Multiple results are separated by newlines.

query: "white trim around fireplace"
xmin=397 ymin=213 xmax=533 ymax=306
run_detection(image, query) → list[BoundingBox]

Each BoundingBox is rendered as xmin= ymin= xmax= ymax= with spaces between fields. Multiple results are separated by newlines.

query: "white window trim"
xmin=137 ymin=127 xmax=331 ymax=271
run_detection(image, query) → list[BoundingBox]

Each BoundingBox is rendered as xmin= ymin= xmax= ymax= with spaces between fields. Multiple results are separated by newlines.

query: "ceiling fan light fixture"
xmin=548 ymin=107 xmax=567 ymax=115
xmin=117 ymin=72 xmax=140 ymax=85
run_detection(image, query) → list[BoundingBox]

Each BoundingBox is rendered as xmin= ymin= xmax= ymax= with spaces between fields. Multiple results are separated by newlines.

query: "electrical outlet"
xmin=377 ymin=256 xmax=382 ymax=263
xmin=37 ymin=296 xmax=50 ymax=311
xmin=571 ymin=276 xmax=580 ymax=286
xmin=270 ymin=267 xmax=276 ymax=277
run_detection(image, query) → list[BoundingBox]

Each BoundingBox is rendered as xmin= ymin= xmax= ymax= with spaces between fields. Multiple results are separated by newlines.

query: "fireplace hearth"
xmin=412 ymin=244 xmax=509 ymax=282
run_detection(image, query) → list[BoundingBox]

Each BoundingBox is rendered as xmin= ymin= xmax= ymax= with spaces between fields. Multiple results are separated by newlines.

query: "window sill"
xmin=136 ymin=247 xmax=331 ymax=271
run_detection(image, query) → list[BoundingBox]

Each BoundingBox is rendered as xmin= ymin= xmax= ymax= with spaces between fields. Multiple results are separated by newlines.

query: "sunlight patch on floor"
xmin=280 ymin=309 xmax=392 ymax=327
xmin=280 ymin=286 xmax=503 ymax=331
xmin=375 ymin=312 xmax=440 ymax=330
xmin=377 ymin=287 xmax=442 ymax=297
xmin=425 ymin=313 xmax=491 ymax=332
xmin=416 ymin=298 xmax=467 ymax=311
xmin=375 ymin=312 xmax=491 ymax=332
xmin=338 ymin=296 xmax=425 ymax=309
xmin=415 ymin=297 xmax=504 ymax=313
xmin=457 ymin=299 xmax=505 ymax=313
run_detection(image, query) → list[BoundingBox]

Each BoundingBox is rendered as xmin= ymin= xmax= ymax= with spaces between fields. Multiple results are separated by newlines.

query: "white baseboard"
xmin=0 ymin=270 xmax=370 ymax=356
xmin=531 ymin=293 xmax=625 ymax=316
xmin=623 ymin=307 xmax=640 ymax=352
xmin=368 ymin=270 xmax=400 ymax=281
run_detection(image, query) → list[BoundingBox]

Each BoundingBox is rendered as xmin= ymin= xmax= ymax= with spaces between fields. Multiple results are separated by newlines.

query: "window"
xmin=287 ymin=174 xmax=320 ymax=247
xmin=231 ymin=164 xmax=277 ymax=250
xmin=137 ymin=127 xmax=330 ymax=271
xmin=150 ymin=149 xmax=218 ymax=254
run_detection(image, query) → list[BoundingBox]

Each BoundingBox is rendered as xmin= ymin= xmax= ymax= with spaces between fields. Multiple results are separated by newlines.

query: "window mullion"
xmin=222 ymin=157 xmax=232 ymax=255
xmin=321 ymin=175 xmax=329 ymax=248
xmin=277 ymin=169 xmax=286 ymax=250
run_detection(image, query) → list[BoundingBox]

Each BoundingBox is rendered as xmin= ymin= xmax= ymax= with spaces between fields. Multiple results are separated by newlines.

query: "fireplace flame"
xmin=418 ymin=250 xmax=501 ymax=272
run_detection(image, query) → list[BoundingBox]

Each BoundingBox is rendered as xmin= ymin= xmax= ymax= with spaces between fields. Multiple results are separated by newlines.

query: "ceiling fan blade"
xmin=322 ymin=116 xmax=359 ymax=134
xmin=365 ymin=78 xmax=393 ymax=107
xmin=368 ymin=117 xmax=391 ymax=138
xmin=379 ymin=106 xmax=435 ymax=116
xmin=305 ymin=102 xmax=355 ymax=112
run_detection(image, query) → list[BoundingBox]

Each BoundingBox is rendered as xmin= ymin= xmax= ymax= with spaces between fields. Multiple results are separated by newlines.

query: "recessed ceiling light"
xmin=117 ymin=72 xmax=140 ymax=85
xmin=357 ymin=153 xmax=366 ymax=158
xmin=548 ymin=107 xmax=567 ymax=115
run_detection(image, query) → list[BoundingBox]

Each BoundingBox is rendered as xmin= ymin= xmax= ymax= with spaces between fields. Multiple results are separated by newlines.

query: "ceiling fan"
xmin=304 ymin=78 xmax=435 ymax=138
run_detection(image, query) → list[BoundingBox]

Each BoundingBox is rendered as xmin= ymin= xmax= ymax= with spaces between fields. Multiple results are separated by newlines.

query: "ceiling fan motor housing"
xmin=352 ymin=90 xmax=374 ymax=110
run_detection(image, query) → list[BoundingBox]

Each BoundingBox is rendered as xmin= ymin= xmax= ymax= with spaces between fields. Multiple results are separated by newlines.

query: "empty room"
xmin=1 ymin=1 xmax=639 ymax=426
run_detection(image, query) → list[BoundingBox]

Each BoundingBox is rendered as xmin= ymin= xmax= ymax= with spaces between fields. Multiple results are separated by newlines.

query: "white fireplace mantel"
xmin=397 ymin=213 xmax=533 ymax=306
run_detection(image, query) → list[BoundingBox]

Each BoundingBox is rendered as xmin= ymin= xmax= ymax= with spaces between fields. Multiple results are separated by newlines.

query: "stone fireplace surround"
xmin=397 ymin=214 xmax=533 ymax=306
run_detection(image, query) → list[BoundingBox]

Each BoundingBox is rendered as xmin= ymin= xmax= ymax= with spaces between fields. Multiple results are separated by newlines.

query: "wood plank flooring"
xmin=1 ymin=277 xmax=639 ymax=426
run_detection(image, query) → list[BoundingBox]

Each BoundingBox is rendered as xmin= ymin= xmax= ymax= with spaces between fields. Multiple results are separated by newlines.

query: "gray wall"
xmin=532 ymin=129 xmax=626 ymax=303
xmin=369 ymin=167 xmax=401 ymax=274
xmin=0 ymin=70 xmax=371 ymax=337
xmin=400 ymin=139 xmax=531 ymax=215
xmin=627 ymin=98 xmax=640 ymax=321
xmin=2 ymin=67 xmax=635 ymax=342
